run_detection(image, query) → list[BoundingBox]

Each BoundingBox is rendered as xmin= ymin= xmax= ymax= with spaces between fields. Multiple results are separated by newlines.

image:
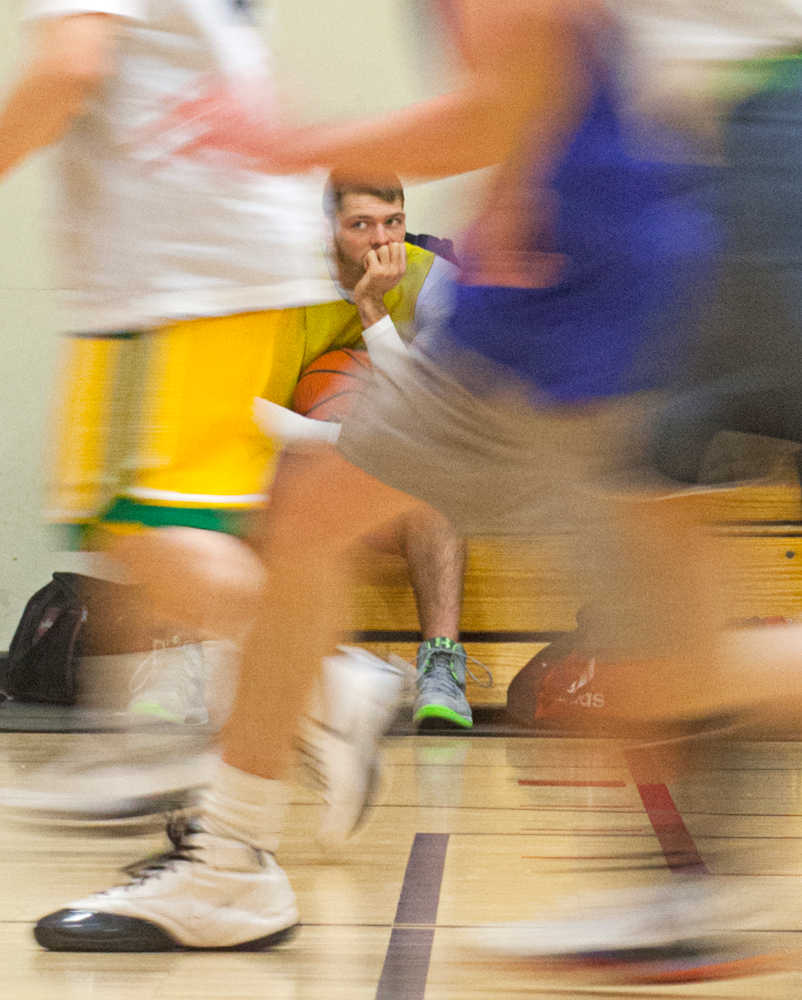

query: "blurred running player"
xmin=27 ymin=0 xmax=802 ymax=981
xmin=0 ymin=0 xmax=409 ymax=931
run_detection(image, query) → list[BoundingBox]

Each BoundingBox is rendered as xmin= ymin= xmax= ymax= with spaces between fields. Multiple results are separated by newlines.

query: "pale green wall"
xmin=267 ymin=0 xmax=482 ymax=238
xmin=0 ymin=1 xmax=481 ymax=644
xmin=0 ymin=1 xmax=74 ymax=645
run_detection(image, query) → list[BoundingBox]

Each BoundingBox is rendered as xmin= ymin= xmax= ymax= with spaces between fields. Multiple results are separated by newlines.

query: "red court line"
xmin=625 ymin=750 xmax=709 ymax=874
xmin=519 ymin=779 xmax=627 ymax=788
xmin=636 ymin=783 xmax=709 ymax=874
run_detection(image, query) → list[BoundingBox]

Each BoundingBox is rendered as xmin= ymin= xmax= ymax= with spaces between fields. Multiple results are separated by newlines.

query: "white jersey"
xmin=24 ymin=0 xmax=336 ymax=331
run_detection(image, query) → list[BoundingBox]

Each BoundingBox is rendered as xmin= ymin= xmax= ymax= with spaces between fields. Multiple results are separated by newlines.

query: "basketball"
xmin=292 ymin=348 xmax=373 ymax=422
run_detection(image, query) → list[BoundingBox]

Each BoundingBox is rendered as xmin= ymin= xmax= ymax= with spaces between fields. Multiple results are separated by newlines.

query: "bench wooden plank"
xmin=348 ymin=478 xmax=802 ymax=709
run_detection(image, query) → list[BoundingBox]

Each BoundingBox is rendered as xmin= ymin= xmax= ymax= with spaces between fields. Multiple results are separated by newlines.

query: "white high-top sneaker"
xmin=298 ymin=645 xmax=411 ymax=851
xmin=34 ymin=821 xmax=299 ymax=952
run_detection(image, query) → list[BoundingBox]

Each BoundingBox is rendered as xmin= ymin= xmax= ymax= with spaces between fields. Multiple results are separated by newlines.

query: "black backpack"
xmin=1 ymin=572 xmax=146 ymax=705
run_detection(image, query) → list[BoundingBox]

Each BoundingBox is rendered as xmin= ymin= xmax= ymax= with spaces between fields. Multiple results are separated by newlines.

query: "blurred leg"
xmin=222 ymin=446 xmax=419 ymax=778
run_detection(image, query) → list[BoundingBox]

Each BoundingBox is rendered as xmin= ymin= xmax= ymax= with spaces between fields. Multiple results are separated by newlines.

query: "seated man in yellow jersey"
xmin=253 ymin=171 xmax=480 ymax=729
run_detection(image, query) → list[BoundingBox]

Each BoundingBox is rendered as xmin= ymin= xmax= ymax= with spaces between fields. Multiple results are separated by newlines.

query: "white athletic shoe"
xmin=127 ymin=639 xmax=236 ymax=726
xmin=299 ymin=646 xmax=410 ymax=851
xmin=476 ymin=882 xmax=791 ymax=984
xmin=34 ymin=821 xmax=299 ymax=951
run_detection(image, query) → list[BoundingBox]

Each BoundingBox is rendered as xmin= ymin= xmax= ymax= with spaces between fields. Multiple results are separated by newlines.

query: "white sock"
xmin=202 ymin=760 xmax=288 ymax=852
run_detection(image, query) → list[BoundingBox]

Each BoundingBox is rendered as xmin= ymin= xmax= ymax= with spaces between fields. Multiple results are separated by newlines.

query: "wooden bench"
xmin=350 ymin=449 xmax=802 ymax=711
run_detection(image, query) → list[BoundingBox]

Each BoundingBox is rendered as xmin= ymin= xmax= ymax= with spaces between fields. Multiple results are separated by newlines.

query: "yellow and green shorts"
xmin=47 ymin=307 xmax=361 ymax=548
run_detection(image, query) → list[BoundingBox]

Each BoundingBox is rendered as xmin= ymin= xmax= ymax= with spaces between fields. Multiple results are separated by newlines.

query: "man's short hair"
xmin=323 ymin=169 xmax=405 ymax=220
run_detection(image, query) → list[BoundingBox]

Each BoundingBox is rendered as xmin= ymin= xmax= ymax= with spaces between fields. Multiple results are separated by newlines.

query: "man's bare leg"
xmin=33 ymin=446 xmax=420 ymax=951
xmin=103 ymin=448 xmax=418 ymax=760
xmin=111 ymin=526 xmax=266 ymax=640
xmin=0 ymin=526 xmax=267 ymax=827
xmin=396 ymin=505 xmax=466 ymax=642
xmin=397 ymin=505 xmax=473 ymax=726
xmin=222 ymin=446 xmax=419 ymax=777
xmin=81 ymin=527 xmax=266 ymax=724
xmin=363 ymin=502 xmax=471 ymax=726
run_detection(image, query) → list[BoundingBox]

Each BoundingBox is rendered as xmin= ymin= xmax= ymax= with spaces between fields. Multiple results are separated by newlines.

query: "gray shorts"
xmin=339 ymin=339 xmax=730 ymax=663
xmin=337 ymin=338 xmax=655 ymax=538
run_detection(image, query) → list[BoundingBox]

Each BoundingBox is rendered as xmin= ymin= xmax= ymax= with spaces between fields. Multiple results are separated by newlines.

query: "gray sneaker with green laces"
xmin=414 ymin=637 xmax=472 ymax=729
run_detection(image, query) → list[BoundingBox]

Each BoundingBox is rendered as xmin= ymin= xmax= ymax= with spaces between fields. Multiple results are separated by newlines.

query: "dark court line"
xmin=350 ymin=629 xmax=565 ymax=643
xmin=519 ymin=779 xmax=627 ymax=788
xmin=357 ymin=803 xmax=650 ymax=812
xmin=375 ymin=833 xmax=450 ymax=1000
xmin=464 ymin=831 xmax=654 ymax=837
xmin=674 ymin=766 xmax=802 ymax=773
xmin=321 ymin=801 xmax=802 ymax=818
xmin=683 ymin=811 xmax=802 ymax=817
xmin=391 ymin=764 xmax=631 ymax=770
xmin=69 ymin=329 xmax=138 ymax=340
xmin=714 ymin=872 xmax=802 ymax=877
xmin=719 ymin=527 xmax=802 ymax=535
xmin=520 ymin=853 xmax=662 ymax=861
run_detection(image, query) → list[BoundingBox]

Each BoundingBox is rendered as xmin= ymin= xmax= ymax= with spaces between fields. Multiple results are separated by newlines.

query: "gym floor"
xmin=2 ymin=726 xmax=801 ymax=999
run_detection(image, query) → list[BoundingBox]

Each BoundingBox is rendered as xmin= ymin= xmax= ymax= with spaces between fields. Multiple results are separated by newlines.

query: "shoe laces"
xmin=418 ymin=644 xmax=494 ymax=690
xmin=296 ymin=720 xmax=340 ymax=797
xmin=121 ymin=815 xmax=201 ymax=883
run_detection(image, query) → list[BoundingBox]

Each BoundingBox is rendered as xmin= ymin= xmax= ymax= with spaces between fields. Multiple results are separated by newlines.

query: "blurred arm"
xmin=276 ymin=0 xmax=591 ymax=178
xmin=252 ymin=398 xmax=342 ymax=446
xmin=362 ymin=314 xmax=408 ymax=371
xmin=0 ymin=14 xmax=118 ymax=178
xmin=168 ymin=0 xmax=593 ymax=181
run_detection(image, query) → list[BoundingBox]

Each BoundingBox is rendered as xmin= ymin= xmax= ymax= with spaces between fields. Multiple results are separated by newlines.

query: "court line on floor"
xmin=375 ymin=832 xmax=449 ymax=1000
xmin=519 ymin=779 xmax=627 ymax=788
xmin=625 ymin=752 xmax=708 ymax=875
xmin=352 ymin=629 xmax=565 ymax=643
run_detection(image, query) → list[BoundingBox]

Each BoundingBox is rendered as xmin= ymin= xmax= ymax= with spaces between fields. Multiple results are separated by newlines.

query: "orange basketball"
xmin=291 ymin=348 xmax=373 ymax=422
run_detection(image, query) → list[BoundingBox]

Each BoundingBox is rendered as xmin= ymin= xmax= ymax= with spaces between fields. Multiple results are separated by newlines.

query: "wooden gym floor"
xmin=2 ymin=729 xmax=802 ymax=999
